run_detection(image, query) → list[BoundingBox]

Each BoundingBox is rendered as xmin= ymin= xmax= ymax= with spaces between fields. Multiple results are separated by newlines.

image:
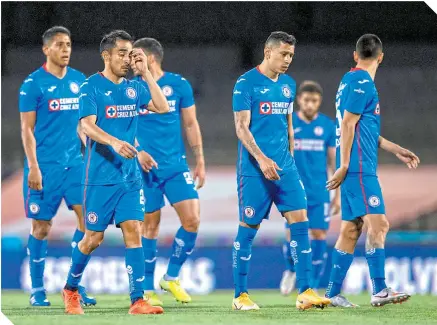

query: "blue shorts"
xmin=308 ymin=202 xmax=330 ymax=230
xmin=83 ymin=179 xmax=145 ymax=232
xmin=237 ymin=170 xmax=307 ymax=226
xmin=341 ymin=173 xmax=386 ymax=221
xmin=140 ymin=166 xmax=199 ymax=213
xmin=23 ymin=164 xmax=83 ymax=221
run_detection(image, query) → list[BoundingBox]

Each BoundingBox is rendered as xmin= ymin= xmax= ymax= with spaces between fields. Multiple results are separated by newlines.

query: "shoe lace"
xmin=239 ymin=293 xmax=251 ymax=303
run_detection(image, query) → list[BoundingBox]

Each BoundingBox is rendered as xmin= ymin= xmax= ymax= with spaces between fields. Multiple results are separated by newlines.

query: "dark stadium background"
xmin=1 ymin=2 xmax=437 ymax=295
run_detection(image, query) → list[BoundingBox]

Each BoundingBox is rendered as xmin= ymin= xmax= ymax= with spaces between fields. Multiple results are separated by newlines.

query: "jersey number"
xmin=183 ymin=172 xmax=194 ymax=185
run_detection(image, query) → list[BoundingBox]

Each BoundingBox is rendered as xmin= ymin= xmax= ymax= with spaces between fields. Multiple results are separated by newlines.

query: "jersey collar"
xmin=350 ymin=67 xmax=363 ymax=72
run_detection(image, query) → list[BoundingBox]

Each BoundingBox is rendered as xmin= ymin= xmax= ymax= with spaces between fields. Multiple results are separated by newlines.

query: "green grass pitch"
xmin=2 ymin=290 xmax=437 ymax=325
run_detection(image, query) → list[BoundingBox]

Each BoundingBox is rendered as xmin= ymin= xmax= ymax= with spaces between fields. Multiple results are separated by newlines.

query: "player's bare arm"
xmin=20 ymin=111 xmax=42 ymax=190
xmin=378 ymin=136 xmax=420 ymax=169
xmin=234 ymin=110 xmax=282 ymax=181
xmin=77 ymin=123 xmax=87 ymax=147
xmin=327 ymin=146 xmax=340 ymax=214
xmin=287 ymin=113 xmax=294 ymax=155
xmin=81 ymin=115 xmax=137 ymax=159
xmin=182 ymin=105 xmax=206 ymax=189
xmin=326 ymin=110 xmax=360 ymax=190
xmin=131 ymin=48 xmax=169 ymax=114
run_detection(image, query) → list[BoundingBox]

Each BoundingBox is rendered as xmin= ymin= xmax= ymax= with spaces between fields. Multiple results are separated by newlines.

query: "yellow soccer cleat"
xmin=232 ymin=293 xmax=260 ymax=311
xmin=296 ymin=288 xmax=330 ymax=310
xmin=159 ymin=277 xmax=192 ymax=303
xmin=144 ymin=292 xmax=164 ymax=307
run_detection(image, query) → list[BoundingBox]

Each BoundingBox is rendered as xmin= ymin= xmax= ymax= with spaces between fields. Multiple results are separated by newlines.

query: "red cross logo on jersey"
xmin=105 ymin=106 xmax=117 ymax=118
xmin=139 ymin=104 xmax=149 ymax=115
xmin=259 ymin=102 xmax=272 ymax=115
xmin=48 ymin=99 xmax=60 ymax=111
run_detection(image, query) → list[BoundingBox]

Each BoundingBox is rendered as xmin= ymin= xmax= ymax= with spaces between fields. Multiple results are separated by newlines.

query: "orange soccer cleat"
xmin=62 ymin=289 xmax=84 ymax=315
xmin=128 ymin=298 xmax=164 ymax=315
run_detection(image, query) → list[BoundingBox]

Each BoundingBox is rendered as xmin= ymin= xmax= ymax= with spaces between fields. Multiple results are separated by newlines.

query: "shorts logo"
xmin=282 ymin=85 xmax=291 ymax=98
xmin=233 ymin=241 xmax=240 ymax=251
xmin=244 ymin=206 xmax=255 ymax=218
xmin=374 ymin=103 xmax=380 ymax=115
xmin=290 ymin=240 xmax=298 ymax=248
xmin=29 ymin=203 xmax=40 ymax=214
xmin=314 ymin=126 xmax=324 ymax=136
xmin=87 ymin=212 xmax=98 ymax=224
xmin=161 ymin=85 xmax=173 ymax=97
xmin=105 ymin=105 xmax=117 ymax=118
xmin=368 ymin=195 xmax=380 ymax=207
xmin=48 ymin=99 xmax=61 ymax=111
xmin=126 ymin=87 xmax=137 ymax=99
xmin=259 ymin=102 xmax=272 ymax=115
xmin=69 ymin=82 xmax=80 ymax=94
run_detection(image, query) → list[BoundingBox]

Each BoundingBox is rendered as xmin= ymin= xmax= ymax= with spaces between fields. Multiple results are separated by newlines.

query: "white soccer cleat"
xmin=280 ymin=270 xmax=296 ymax=296
xmin=371 ymin=287 xmax=410 ymax=307
xmin=329 ymin=294 xmax=359 ymax=308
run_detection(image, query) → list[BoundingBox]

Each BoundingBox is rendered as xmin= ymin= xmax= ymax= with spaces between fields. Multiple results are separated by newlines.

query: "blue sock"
xmin=282 ymin=241 xmax=295 ymax=272
xmin=166 ymin=227 xmax=198 ymax=278
xmin=125 ymin=247 xmax=145 ymax=304
xmin=289 ymin=222 xmax=312 ymax=294
xmin=366 ymin=248 xmax=387 ymax=295
xmin=311 ymin=239 xmax=327 ymax=289
xmin=28 ymin=234 xmax=48 ymax=291
xmin=325 ymin=249 xmax=354 ymax=298
xmin=142 ymin=237 xmax=157 ymax=291
xmin=71 ymin=229 xmax=84 ymax=251
xmin=66 ymin=246 xmax=91 ymax=290
xmin=233 ymin=225 xmax=257 ymax=298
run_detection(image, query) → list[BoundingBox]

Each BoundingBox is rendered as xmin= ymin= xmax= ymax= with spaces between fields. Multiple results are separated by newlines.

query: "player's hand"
xmin=330 ymin=194 xmax=341 ymax=216
xmin=396 ymin=147 xmax=420 ymax=169
xmin=193 ymin=160 xmax=206 ymax=189
xmin=28 ymin=166 xmax=43 ymax=191
xmin=137 ymin=150 xmax=158 ymax=172
xmin=111 ymin=139 xmax=138 ymax=159
xmin=131 ymin=48 xmax=149 ymax=75
xmin=258 ymin=156 xmax=282 ymax=181
xmin=326 ymin=166 xmax=348 ymax=190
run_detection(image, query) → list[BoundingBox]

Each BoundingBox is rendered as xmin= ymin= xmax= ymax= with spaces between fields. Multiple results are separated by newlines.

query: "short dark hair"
xmin=42 ymin=26 xmax=71 ymax=45
xmin=133 ymin=38 xmax=164 ymax=63
xmin=356 ymin=34 xmax=383 ymax=59
xmin=100 ymin=30 xmax=133 ymax=53
xmin=265 ymin=31 xmax=297 ymax=48
xmin=298 ymin=80 xmax=323 ymax=96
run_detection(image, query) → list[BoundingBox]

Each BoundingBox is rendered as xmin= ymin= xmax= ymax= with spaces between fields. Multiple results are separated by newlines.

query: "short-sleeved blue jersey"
xmin=135 ymin=72 xmax=195 ymax=169
xmin=79 ymin=72 xmax=151 ymax=185
xmin=19 ymin=64 xmax=86 ymax=168
xmin=293 ymin=112 xmax=335 ymax=204
xmin=232 ymin=67 xmax=297 ymax=177
xmin=335 ymin=68 xmax=380 ymax=175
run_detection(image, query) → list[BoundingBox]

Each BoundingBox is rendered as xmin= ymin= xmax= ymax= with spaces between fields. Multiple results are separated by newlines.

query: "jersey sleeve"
xmin=79 ymin=80 xmax=97 ymax=119
xmin=288 ymin=81 xmax=297 ymax=114
xmin=343 ymin=80 xmax=370 ymax=115
xmin=18 ymin=77 xmax=41 ymax=112
xmin=232 ymin=78 xmax=252 ymax=112
xmin=137 ymin=82 xmax=152 ymax=108
xmin=179 ymin=77 xmax=195 ymax=109
xmin=327 ymin=119 xmax=336 ymax=148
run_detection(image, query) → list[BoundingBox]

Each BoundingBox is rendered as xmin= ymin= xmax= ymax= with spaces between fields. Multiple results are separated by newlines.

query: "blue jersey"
xmin=232 ymin=67 xmax=297 ymax=176
xmin=293 ymin=112 xmax=335 ymax=205
xmin=335 ymin=68 xmax=380 ymax=175
xmin=79 ymin=72 xmax=151 ymax=185
xmin=135 ymin=72 xmax=195 ymax=169
xmin=18 ymin=64 xmax=86 ymax=168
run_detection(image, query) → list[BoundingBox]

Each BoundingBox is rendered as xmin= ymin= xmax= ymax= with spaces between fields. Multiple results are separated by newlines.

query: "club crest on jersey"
xmin=368 ymin=195 xmax=381 ymax=207
xmin=244 ymin=206 xmax=255 ymax=218
xmin=29 ymin=203 xmax=40 ymax=214
xmin=375 ymin=103 xmax=380 ymax=115
xmin=87 ymin=212 xmax=98 ymax=224
xmin=48 ymin=99 xmax=61 ymax=111
xmin=126 ymin=87 xmax=137 ymax=99
xmin=282 ymin=85 xmax=292 ymax=98
xmin=259 ymin=102 xmax=272 ymax=115
xmin=105 ymin=106 xmax=117 ymax=118
xmin=162 ymin=85 xmax=173 ymax=97
xmin=69 ymin=82 xmax=80 ymax=94
xmin=314 ymin=126 xmax=324 ymax=136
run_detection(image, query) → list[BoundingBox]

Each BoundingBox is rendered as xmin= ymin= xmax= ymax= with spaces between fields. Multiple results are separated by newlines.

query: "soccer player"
xmin=325 ymin=34 xmax=419 ymax=307
xmin=131 ymin=38 xmax=205 ymax=306
xmin=19 ymin=26 xmax=95 ymax=307
xmin=231 ymin=31 xmax=331 ymax=311
xmin=280 ymin=81 xmax=340 ymax=295
xmin=61 ymin=30 xmax=169 ymax=315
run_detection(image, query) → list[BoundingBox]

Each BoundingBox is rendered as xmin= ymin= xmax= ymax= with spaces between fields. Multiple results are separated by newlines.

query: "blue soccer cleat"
xmin=78 ymin=285 xmax=97 ymax=306
xmin=29 ymin=290 xmax=51 ymax=307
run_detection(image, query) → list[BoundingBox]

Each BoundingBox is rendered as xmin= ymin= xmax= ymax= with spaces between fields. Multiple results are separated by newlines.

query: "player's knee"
xmin=31 ymin=220 xmax=52 ymax=240
xmin=181 ymin=214 xmax=200 ymax=233
xmin=80 ymin=232 xmax=104 ymax=253
xmin=143 ymin=220 xmax=160 ymax=238
xmin=310 ymin=229 xmax=327 ymax=240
